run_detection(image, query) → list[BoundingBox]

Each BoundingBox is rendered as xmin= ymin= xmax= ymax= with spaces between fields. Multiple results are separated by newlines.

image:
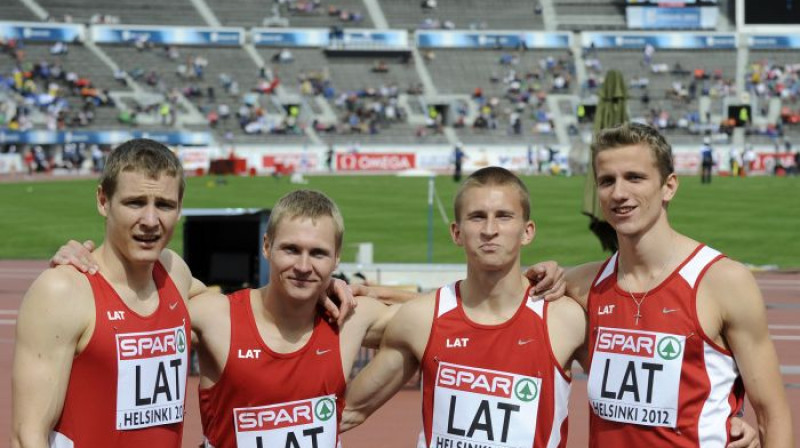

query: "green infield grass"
xmin=1 ymin=174 xmax=797 ymax=267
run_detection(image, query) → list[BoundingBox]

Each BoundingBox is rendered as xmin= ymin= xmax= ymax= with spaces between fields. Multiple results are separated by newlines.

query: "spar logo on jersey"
xmin=235 ymin=401 xmax=314 ymax=432
xmin=596 ymin=329 xmax=657 ymax=358
xmin=514 ymin=378 xmax=539 ymax=402
xmin=656 ymin=336 xmax=682 ymax=360
xmin=436 ymin=364 xmax=515 ymax=398
xmin=314 ymin=398 xmax=335 ymax=422
xmin=117 ymin=328 xmax=187 ymax=360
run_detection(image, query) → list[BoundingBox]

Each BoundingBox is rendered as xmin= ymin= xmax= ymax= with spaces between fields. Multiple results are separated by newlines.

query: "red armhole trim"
xmin=691 ymin=254 xmax=733 ymax=356
xmin=420 ymin=286 xmax=444 ymax=369
xmin=543 ymin=301 xmax=572 ymax=383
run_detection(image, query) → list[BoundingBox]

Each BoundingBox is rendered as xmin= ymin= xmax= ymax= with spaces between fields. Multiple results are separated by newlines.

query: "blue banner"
xmin=0 ymin=21 xmax=84 ymax=42
xmin=626 ymin=6 xmax=718 ymax=29
xmin=252 ymin=28 xmax=329 ymax=47
xmin=338 ymin=29 xmax=408 ymax=49
xmin=252 ymin=28 xmax=407 ymax=48
xmin=747 ymin=35 xmax=800 ymax=49
xmin=416 ymin=31 xmax=571 ymax=49
xmin=582 ymin=32 xmax=735 ymax=49
xmin=91 ymin=25 xmax=243 ymax=46
xmin=0 ymin=130 xmax=213 ymax=146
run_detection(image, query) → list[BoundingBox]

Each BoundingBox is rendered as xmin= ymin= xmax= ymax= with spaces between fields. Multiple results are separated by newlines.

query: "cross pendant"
xmin=634 ymin=311 xmax=642 ymax=326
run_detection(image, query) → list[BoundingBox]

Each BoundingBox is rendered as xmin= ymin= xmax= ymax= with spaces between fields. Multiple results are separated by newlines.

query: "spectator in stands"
xmin=273 ymin=48 xmax=294 ymax=64
xmin=49 ymin=42 xmax=68 ymax=56
xmin=371 ymin=60 xmax=389 ymax=73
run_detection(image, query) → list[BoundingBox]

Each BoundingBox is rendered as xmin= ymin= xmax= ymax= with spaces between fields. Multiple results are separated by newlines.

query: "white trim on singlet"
xmin=698 ymin=341 xmax=739 ymax=447
xmin=594 ymin=252 xmax=618 ymax=286
xmin=525 ymin=296 xmax=545 ymax=318
xmin=546 ymin=367 xmax=571 ymax=448
xmin=679 ymin=246 xmax=722 ymax=289
xmin=49 ymin=432 xmax=75 ymax=448
xmin=437 ymin=283 xmax=458 ymax=318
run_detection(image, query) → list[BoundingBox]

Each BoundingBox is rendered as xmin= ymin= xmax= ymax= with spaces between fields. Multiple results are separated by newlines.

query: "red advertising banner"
xmin=262 ymin=154 xmax=318 ymax=172
xmin=336 ymin=153 xmax=416 ymax=171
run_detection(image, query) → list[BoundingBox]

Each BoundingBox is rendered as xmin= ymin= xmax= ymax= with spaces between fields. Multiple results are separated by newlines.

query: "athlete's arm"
xmin=703 ymin=260 xmax=794 ymax=447
xmin=349 ymin=284 xmax=420 ymax=305
xmin=546 ymin=296 xmax=589 ymax=374
xmin=351 ymin=296 xmax=401 ymax=349
xmin=12 ymin=269 xmax=93 ymax=448
xmin=49 ymin=242 xmax=357 ymax=325
xmin=522 ymin=260 xmax=566 ymax=301
xmin=340 ymin=296 xmax=430 ymax=432
xmin=563 ymin=261 xmax=603 ymax=310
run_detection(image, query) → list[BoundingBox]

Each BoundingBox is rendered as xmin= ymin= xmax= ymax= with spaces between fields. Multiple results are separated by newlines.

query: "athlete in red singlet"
xmin=422 ymin=282 xmax=571 ymax=448
xmin=563 ymin=123 xmax=793 ymax=447
xmin=13 ymin=139 xmax=195 ymax=448
xmin=189 ymin=190 xmax=406 ymax=448
xmin=342 ymin=167 xmax=587 ymax=448
xmin=199 ymin=289 xmax=345 ymax=448
xmin=587 ymin=246 xmax=743 ymax=447
xmin=54 ymin=262 xmax=191 ymax=447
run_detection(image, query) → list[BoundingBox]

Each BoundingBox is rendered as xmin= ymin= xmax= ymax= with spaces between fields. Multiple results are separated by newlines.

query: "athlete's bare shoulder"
xmin=18 ymin=266 xmax=94 ymax=343
xmin=189 ymin=288 xmax=230 ymax=337
xmin=383 ymin=290 xmax=436 ymax=355
xmin=158 ymin=249 xmax=192 ymax=300
xmin=699 ymin=257 xmax=761 ymax=316
xmin=565 ymin=261 xmax=604 ymax=309
xmin=546 ymin=296 xmax=587 ymax=369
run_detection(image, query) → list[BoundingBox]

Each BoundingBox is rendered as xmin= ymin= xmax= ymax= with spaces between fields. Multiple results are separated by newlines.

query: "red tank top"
xmin=52 ymin=262 xmax=190 ymax=447
xmin=199 ymin=289 xmax=346 ymax=448
xmin=587 ymin=245 xmax=745 ymax=447
xmin=421 ymin=282 xmax=570 ymax=448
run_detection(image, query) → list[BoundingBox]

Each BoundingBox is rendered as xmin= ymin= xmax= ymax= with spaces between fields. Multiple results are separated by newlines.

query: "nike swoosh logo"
xmin=169 ymin=302 xmax=178 ymax=310
xmin=662 ymin=308 xmax=678 ymax=314
xmin=316 ymin=349 xmax=332 ymax=355
xmin=518 ymin=339 xmax=534 ymax=345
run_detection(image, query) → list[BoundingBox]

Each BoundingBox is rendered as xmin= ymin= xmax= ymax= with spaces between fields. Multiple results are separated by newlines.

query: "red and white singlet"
xmin=587 ymin=245 xmax=745 ymax=447
xmin=199 ymin=289 xmax=346 ymax=448
xmin=52 ymin=262 xmax=191 ymax=447
xmin=421 ymin=282 xmax=571 ymax=448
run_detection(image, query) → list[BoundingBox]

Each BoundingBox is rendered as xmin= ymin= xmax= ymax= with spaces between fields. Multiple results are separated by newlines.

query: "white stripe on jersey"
xmin=546 ymin=366 xmax=571 ymax=448
xmin=679 ymin=246 xmax=722 ymax=289
xmin=594 ymin=253 xmax=618 ymax=286
xmin=698 ymin=341 xmax=739 ymax=447
xmin=437 ymin=284 xmax=458 ymax=317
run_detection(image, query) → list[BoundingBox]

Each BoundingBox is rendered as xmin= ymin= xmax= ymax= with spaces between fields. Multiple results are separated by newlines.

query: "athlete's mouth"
xmin=612 ymin=205 xmax=636 ymax=215
xmin=133 ymin=234 xmax=161 ymax=243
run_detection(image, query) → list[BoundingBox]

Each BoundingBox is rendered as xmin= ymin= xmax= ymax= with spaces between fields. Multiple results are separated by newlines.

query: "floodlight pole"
xmin=427 ymin=174 xmax=434 ymax=263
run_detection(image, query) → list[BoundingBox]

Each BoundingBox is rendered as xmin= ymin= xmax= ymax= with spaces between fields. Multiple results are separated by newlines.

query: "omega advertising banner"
xmin=336 ymin=153 xmax=416 ymax=172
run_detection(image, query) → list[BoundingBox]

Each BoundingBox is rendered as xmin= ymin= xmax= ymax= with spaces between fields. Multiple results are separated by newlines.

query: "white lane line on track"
xmin=0 ymin=310 xmax=18 ymax=315
xmin=772 ymin=335 xmax=800 ymax=341
xmin=782 ymin=366 xmax=800 ymax=375
xmin=0 ymin=319 xmax=16 ymax=325
xmin=770 ymin=325 xmax=800 ymax=330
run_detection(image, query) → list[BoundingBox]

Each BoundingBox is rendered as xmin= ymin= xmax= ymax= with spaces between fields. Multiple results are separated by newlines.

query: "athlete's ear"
xmin=262 ymin=233 xmax=271 ymax=260
xmin=522 ymin=220 xmax=535 ymax=245
xmin=662 ymin=173 xmax=678 ymax=204
xmin=450 ymin=220 xmax=463 ymax=246
xmin=97 ymin=185 xmax=109 ymax=218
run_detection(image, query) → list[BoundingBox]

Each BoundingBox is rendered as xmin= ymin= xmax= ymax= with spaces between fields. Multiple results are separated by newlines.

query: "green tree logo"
xmin=514 ymin=378 xmax=539 ymax=402
xmin=177 ymin=329 xmax=186 ymax=354
xmin=657 ymin=336 xmax=682 ymax=361
xmin=315 ymin=398 xmax=335 ymax=421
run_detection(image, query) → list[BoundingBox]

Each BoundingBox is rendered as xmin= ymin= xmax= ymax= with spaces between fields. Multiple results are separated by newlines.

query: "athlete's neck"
xmin=460 ymin=264 xmax=528 ymax=323
xmin=617 ymin=223 xmax=694 ymax=288
xmin=93 ymin=243 xmax=156 ymax=294
xmin=256 ymin=286 xmax=318 ymax=338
